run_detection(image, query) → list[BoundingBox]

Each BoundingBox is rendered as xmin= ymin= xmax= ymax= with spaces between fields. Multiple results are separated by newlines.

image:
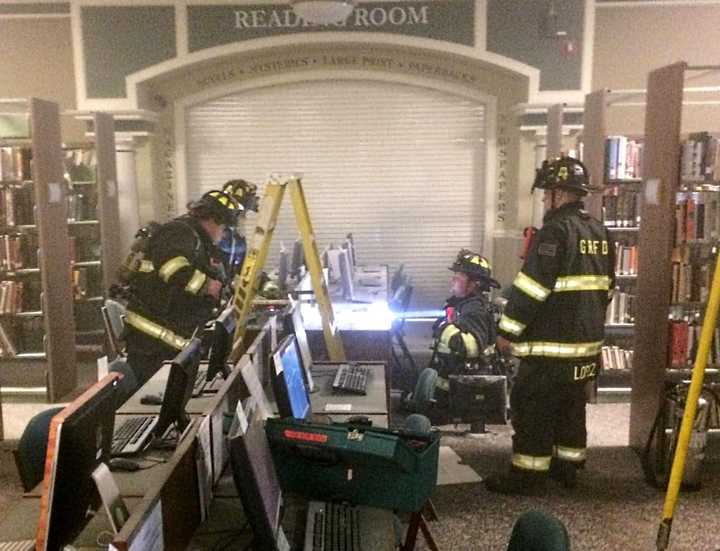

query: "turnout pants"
xmin=510 ymin=357 xmax=595 ymax=473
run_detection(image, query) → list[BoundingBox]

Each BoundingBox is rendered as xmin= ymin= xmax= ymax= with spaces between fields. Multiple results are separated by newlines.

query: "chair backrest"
xmin=506 ymin=511 xmax=570 ymax=551
xmin=108 ymin=356 xmax=139 ymax=406
xmin=390 ymin=283 xmax=413 ymax=333
xmin=13 ymin=406 xmax=64 ymax=492
xmin=102 ymin=299 xmax=127 ymax=358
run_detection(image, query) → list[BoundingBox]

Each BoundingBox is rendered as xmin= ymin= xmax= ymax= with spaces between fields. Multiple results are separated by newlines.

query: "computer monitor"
xmin=204 ymin=304 xmax=236 ymax=381
xmin=325 ymin=247 xmax=343 ymax=283
xmin=155 ymin=337 xmax=203 ymax=438
xmin=283 ymin=301 xmax=315 ymax=392
xmin=36 ymin=373 xmax=120 ymax=551
xmin=227 ymin=396 xmax=287 ymax=551
xmin=278 ymin=246 xmax=289 ymax=290
xmin=338 ymin=250 xmax=355 ymax=301
xmin=345 ymin=232 xmax=356 ymax=266
xmin=290 ymin=237 xmax=305 ymax=279
xmin=271 ymin=335 xmax=311 ymax=420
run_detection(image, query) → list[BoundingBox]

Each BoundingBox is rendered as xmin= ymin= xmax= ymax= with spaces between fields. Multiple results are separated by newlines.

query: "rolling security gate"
xmin=185 ymin=79 xmax=488 ymax=308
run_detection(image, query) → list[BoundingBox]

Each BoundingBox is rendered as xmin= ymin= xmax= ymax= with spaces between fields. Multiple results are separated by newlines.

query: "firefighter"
xmin=124 ymin=188 xmax=244 ymax=386
xmin=485 ymin=156 xmax=615 ymax=495
xmin=216 ymin=179 xmax=259 ymax=282
xmin=408 ymin=250 xmax=500 ymax=423
xmin=434 ymin=249 xmax=500 ymax=379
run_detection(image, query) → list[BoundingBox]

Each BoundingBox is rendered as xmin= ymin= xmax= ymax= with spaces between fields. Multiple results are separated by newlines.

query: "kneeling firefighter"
xmin=408 ymin=249 xmax=507 ymax=428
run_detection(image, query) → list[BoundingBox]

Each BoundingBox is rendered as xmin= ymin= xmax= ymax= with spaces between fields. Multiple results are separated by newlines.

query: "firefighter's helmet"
xmin=532 ymin=156 xmax=591 ymax=196
xmin=449 ymin=249 xmax=500 ymax=289
xmin=222 ymin=179 xmax=259 ymax=213
xmin=188 ymin=190 xmax=243 ymax=227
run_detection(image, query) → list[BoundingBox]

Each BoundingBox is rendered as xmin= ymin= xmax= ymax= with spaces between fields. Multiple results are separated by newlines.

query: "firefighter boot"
xmin=549 ymin=458 xmax=578 ymax=489
xmin=484 ymin=467 xmax=548 ymax=496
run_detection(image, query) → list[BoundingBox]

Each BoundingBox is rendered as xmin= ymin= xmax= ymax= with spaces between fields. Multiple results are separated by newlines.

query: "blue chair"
xmin=13 ymin=406 xmax=64 ymax=491
xmin=507 ymin=511 xmax=571 ymax=551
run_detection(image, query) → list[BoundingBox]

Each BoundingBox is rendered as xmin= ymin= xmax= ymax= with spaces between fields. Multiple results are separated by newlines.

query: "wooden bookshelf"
xmin=0 ymin=101 xmax=119 ymax=402
xmin=629 ymin=62 xmax=687 ymax=450
xmin=581 ymin=89 xmax=642 ymax=384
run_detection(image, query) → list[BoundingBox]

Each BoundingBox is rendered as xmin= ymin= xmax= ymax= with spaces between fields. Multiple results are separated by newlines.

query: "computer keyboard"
xmin=309 ymin=502 xmax=360 ymax=551
xmin=112 ymin=415 xmax=158 ymax=456
xmin=332 ymin=365 xmax=369 ymax=395
xmin=192 ymin=369 xmax=224 ymax=397
xmin=192 ymin=370 xmax=208 ymax=397
xmin=0 ymin=541 xmax=35 ymax=551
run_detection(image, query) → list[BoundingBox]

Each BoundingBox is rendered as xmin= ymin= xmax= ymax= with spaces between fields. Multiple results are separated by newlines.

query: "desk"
xmin=310 ymin=363 xmax=389 ymax=416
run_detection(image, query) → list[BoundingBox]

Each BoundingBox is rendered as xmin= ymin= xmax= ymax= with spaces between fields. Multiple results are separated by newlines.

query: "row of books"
xmin=614 ymin=243 xmax=638 ymax=276
xmin=67 ymin=191 xmax=96 ymax=222
xmin=606 ymin=290 xmax=635 ymax=325
xmin=603 ymin=187 xmax=640 ymax=228
xmin=605 ymin=136 xmax=643 ymax=181
xmin=674 ymin=192 xmax=720 ymax=243
xmin=0 ymin=317 xmax=46 ymax=357
xmin=0 ymin=147 xmax=32 ymax=183
xmin=0 ymin=184 xmax=35 ymax=227
xmin=0 ymin=280 xmax=24 ymax=314
xmin=668 ymin=318 xmax=720 ymax=368
xmin=671 ymin=262 xmax=713 ymax=304
xmin=601 ymin=345 xmax=633 ymax=371
xmin=680 ymin=132 xmax=720 ymax=181
xmin=0 ymin=235 xmax=25 ymax=271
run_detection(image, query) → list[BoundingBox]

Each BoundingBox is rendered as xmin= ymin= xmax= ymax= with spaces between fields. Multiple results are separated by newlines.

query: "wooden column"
xmin=629 ymin=63 xmax=686 ymax=449
xmin=582 ymin=90 xmax=608 ymax=219
xmin=31 ymin=98 xmax=76 ymax=401
xmin=95 ymin=113 xmax=121 ymax=290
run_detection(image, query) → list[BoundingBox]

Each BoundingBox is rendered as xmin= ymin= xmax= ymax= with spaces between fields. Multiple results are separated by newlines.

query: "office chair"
xmin=506 ymin=511 xmax=570 ymax=551
xmin=13 ymin=406 xmax=64 ymax=492
xmin=390 ymin=282 xmax=418 ymax=396
xmin=102 ymin=298 xmax=127 ymax=358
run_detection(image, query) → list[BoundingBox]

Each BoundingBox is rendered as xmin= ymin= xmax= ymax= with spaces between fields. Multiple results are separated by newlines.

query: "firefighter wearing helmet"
xmin=216 ymin=179 xmax=260 ymax=282
xmin=407 ymin=249 xmax=501 ymax=426
xmin=485 ymin=156 xmax=615 ymax=495
xmin=124 ymin=185 xmax=247 ymax=387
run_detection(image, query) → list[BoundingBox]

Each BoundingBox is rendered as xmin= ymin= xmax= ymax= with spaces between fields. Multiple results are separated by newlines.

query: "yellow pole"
xmin=657 ymin=252 xmax=720 ymax=550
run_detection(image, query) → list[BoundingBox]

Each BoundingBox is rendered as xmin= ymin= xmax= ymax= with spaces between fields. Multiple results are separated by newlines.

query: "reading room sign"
xmin=187 ymin=1 xmax=475 ymax=52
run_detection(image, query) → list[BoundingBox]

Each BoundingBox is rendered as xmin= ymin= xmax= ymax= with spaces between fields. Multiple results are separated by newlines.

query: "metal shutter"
xmin=185 ymin=80 xmax=486 ymax=308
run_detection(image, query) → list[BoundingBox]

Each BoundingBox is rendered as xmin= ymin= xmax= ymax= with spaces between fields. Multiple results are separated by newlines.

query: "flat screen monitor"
xmin=290 ymin=238 xmax=305 ymax=279
xmin=246 ymin=325 xmax=270 ymax=387
xmin=227 ymin=397 xmax=285 ymax=551
xmin=278 ymin=247 xmax=289 ymax=290
xmin=155 ymin=337 xmax=203 ymax=438
xmin=338 ymin=250 xmax=355 ymax=301
xmin=325 ymin=248 xmax=343 ymax=283
xmin=205 ymin=304 xmax=236 ymax=381
xmin=36 ymin=373 xmax=120 ymax=551
xmin=284 ymin=301 xmax=315 ymax=392
xmin=271 ymin=335 xmax=311 ymax=420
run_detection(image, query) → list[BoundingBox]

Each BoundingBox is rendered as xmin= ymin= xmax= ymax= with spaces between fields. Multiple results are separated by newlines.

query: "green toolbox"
xmin=265 ymin=418 xmax=439 ymax=513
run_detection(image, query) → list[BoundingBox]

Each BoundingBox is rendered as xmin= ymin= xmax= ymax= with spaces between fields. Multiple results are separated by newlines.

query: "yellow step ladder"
xmin=229 ymin=175 xmax=345 ymax=362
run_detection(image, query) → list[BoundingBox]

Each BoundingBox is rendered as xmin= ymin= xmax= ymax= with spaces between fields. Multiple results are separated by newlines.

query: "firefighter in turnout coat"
xmin=485 ymin=156 xmax=615 ymax=494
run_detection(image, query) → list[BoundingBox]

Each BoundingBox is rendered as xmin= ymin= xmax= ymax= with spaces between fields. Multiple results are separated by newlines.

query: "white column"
xmin=115 ymin=144 xmax=140 ymax=256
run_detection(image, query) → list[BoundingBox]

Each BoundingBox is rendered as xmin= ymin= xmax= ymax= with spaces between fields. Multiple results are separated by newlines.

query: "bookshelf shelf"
xmin=73 ymin=260 xmax=101 ymax=268
xmin=607 ymin=178 xmax=642 ymax=185
xmin=615 ymin=273 xmax=637 ymax=279
xmin=606 ymin=226 xmax=640 ymax=232
xmin=13 ymin=352 xmax=46 ymax=360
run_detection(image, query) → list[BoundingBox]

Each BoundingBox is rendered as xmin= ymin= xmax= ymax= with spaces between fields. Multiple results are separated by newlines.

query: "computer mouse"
xmin=107 ymin=458 xmax=141 ymax=472
xmin=140 ymin=393 xmax=163 ymax=405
